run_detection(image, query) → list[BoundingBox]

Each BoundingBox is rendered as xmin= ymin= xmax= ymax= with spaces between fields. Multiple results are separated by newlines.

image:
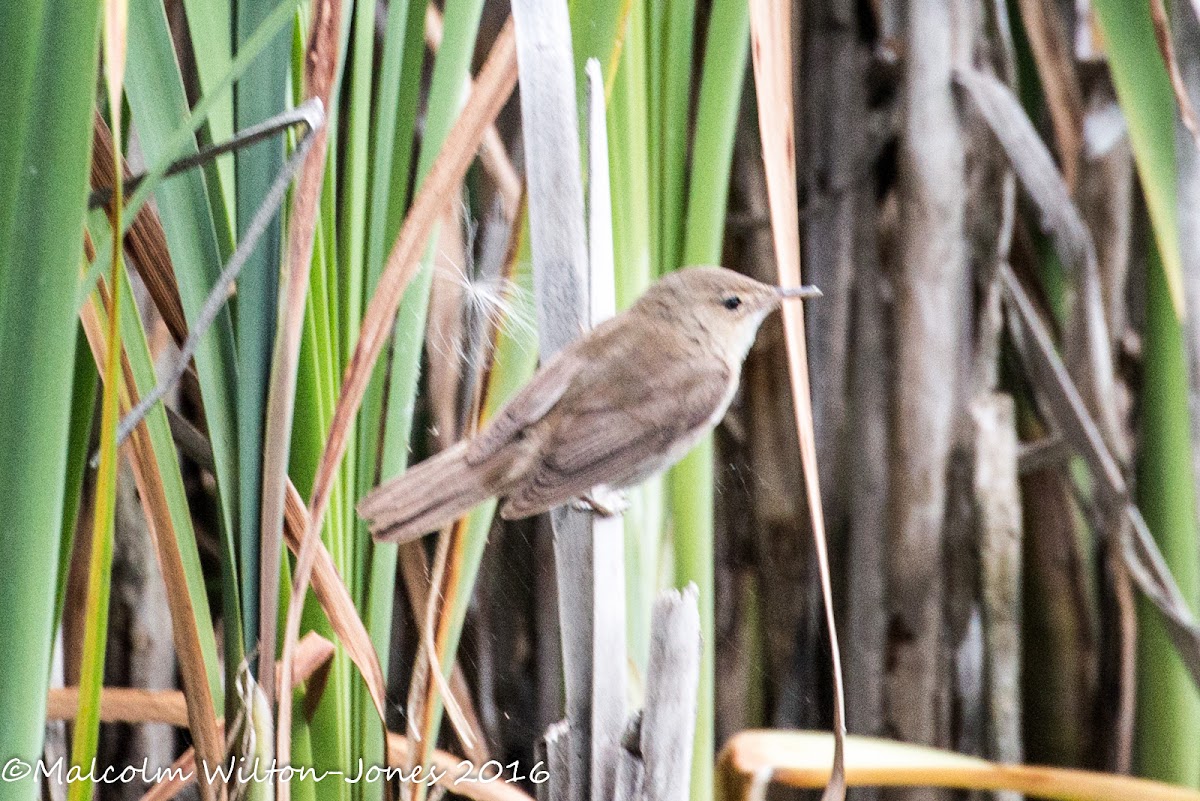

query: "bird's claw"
xmin=573 ymin=487 xmax=630 ymax=517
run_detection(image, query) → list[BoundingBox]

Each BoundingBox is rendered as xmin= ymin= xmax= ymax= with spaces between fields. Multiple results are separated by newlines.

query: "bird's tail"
xmin=357 ymin=441 xmax=508 ymax=544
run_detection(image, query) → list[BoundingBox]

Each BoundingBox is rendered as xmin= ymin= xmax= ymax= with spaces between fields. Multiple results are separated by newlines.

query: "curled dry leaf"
xmin=395 ymin=541 xmax=491 ymax=767
xmin=385 ymin=732 xmax=535 ymax=801
xmin=140 ymin=749 xmax=196 ymax=801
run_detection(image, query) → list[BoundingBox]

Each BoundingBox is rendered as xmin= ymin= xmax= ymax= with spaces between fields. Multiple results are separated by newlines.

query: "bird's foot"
xmin=573 ymin=487 xmax=630 ymax=517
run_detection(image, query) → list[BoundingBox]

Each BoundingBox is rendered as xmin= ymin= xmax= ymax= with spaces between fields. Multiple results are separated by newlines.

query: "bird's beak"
xmin=777 ymin=284 xmax=822 ymax=300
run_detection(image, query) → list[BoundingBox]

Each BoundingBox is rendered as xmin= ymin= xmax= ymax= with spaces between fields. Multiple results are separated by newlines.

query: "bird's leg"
xmin=572 ymin=485 xmax=630 ymax=517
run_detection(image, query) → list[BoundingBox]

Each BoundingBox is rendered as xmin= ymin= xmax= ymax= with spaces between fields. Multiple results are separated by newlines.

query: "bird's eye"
xmin=722 ymin=295 xmax=742 ymax=311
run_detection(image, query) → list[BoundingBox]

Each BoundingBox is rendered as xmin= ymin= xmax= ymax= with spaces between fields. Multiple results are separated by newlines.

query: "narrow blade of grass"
xmin=1091 ymin=0 xmax=1182 ymax=313
xmin=0 ymin=6 xmax=100 ymax=797
xmin=78 ymin=276 xmax=224 ymax=801
xmin=354 ymin=3 xmax=428 ymax=793
xmin=54 ymin=332 xmax=99 ymax=634
xmin=235 ymin=0 xmax=294 ymax=656
xmin=672 ymin=3 xmax=750 ymax=797
xmin=125 ymin=0 xmax=246 ymax=698
xmin=70 ymin=10 xmax=127 ymax=791
xmin=180 ymin=0 xmax=235 ymax=232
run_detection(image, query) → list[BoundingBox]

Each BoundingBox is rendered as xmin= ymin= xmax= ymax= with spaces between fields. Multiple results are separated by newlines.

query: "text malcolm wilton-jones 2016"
xmin=3 ymin=756 xmax=551 ymax=786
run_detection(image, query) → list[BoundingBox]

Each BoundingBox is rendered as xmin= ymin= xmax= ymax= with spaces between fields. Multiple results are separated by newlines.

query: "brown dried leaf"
xmin=396 ymin=541 xmax=491 ymax=765
xmin=140 ymin=749 xmax=196 ymax=801
xmin=1014 ymin=0 xmax=1084 ymax=188
xmin=258 ymin=0 xmax=341 ymax=711
xmin=282 ymin=483 xmax=388 ymax=718
xmin=48 ymin=687 xmax=190 ymax=728
xmin=748 ymin=1 xmax=845 ymax=799
xmin=79 ymin=291 xmax=223 ymax=801
xmin=46 ymin=633 xmax=334 ymax=728
xmin=385 ymin=734 xmax=536 ymax=801
xmin=90 ymin=113 xmax=188 ymax=343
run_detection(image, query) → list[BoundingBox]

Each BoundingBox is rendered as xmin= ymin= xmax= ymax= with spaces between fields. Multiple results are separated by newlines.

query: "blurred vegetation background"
xmin=5 ymin=0 xmax=1200 ymax=800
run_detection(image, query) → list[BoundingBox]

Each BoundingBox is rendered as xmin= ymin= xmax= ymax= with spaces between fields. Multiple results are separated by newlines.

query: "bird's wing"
xmin=499 ymin=354 xmax=731 ymax=520
xmin=465 ymin=344 xmax=582 ymax=466
xmin=466 ymin=316 xmax=635 ymax=465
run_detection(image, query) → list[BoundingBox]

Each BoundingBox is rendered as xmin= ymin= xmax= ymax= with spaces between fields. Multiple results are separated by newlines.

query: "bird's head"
xmin=637 ymin=266 xmax=820 ymax=363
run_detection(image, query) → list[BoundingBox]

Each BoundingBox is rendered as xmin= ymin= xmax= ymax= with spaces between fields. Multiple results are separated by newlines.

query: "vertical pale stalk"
xmin=587 ymin=56 xmax=628 ymax=801
xmin=606 ymin=0 xmax=658 ymax=670
xmin=879 ymin=4 xmax=964 ymax=801
xmin=512 ymin=5 xmax=593 ymax=797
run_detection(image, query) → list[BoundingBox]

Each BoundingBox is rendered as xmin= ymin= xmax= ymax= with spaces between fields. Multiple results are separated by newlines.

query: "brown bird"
xmin=358 ymin=266 xmax=820 ymax=543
